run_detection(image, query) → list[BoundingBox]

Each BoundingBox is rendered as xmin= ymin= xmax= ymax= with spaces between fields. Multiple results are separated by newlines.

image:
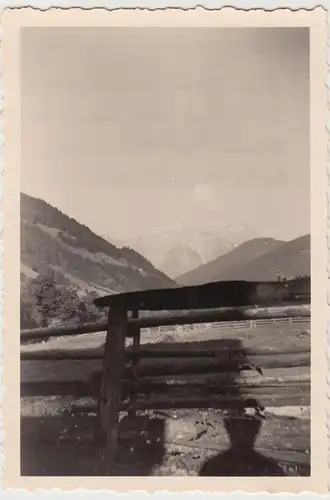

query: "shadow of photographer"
xmin=199 ymin=399 xmax=286 ymax=476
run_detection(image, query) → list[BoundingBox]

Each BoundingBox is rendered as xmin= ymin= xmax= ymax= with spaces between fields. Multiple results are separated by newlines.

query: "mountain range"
xmin=21 ymin=192 xmax=175 ymax=297
xmin=20 ymin=192 xmax=310 ymax=328
xmin=106 ymin=224 xmax=261 ymax=278
xmin=177 ymin=235 xmax=310 ymax=285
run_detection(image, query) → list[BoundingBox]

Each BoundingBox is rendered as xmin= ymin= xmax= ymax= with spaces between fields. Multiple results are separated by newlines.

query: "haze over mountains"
xmin=104 ymin=224 xmax=261 ymax=279
xmin=21 ymin=193 xmax=311 ymax=291
xmin=103 ymin=229 xmax=310 ymax=284
xmin=22 ymin=192 xmax=311 ymax=292
xmin=177 ymin=235 xmax=310 ymax=285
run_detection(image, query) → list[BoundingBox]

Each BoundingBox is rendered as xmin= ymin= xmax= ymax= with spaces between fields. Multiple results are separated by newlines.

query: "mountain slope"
xmin=235 ymin=234 xmax=310 ymax=282
xmin=160 ymin=245 xmax=204 ymax=279
xmin=177 ymin=236 xmax=310 ymax=285
xmin=21 ymin=192 xmax=175 ymax=296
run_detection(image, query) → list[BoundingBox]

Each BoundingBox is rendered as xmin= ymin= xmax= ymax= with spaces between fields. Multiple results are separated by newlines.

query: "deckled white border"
xmin=1 ymin=0 xmax=5 ymax=494
xmin=0 ymin=2 xmax=328 ymax=498
xmin=0 ymin=1 xmax=327 ymax=9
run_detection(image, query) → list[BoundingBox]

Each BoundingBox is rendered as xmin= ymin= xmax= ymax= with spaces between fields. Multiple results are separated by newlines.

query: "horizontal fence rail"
xmin=21 ymin=304 xmax=311 ymax=342
xmin=93 ymin=279 xmax=310 ymax=310
xmin=21 ymin=340 xmax=311 ymax=409
xmin=21 ymin=374 xmax=311 ymax=409
xmin=20 ymin=343 xmax=310 ymax=361
xmin=21 ymin=372 xmax=311 ymax=397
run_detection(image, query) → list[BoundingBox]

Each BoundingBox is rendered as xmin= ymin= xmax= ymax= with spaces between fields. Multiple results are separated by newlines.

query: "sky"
xmin=21 ymin=27 xmax=310 ymax=242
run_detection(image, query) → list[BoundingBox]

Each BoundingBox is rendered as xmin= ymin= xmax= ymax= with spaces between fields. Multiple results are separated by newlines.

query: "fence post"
xmin=99 ymin=303 xmax=127 ymax=461
xmin=128 ymin=309 xmax=140 ymax=418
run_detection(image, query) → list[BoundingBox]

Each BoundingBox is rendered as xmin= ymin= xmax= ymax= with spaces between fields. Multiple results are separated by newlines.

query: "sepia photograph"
xmin=1 ymin=6 xmax=328 ymax=493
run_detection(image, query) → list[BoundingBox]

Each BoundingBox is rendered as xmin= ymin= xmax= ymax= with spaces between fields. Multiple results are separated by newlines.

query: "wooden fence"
xmin=21 ymin=306 xmax=311 ymax=411
xmin=21 ymin=305 xmax=311 ymax=343
xmin=145 ymin=315 xmax=309 ymax=335
xmin=21 ymin=279 xmax=311 ymax=460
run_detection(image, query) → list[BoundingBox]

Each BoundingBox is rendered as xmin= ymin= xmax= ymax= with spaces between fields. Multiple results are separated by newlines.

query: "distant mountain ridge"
xmin=21 ymin=192 xmax=175 ymax=296
xmin=120 ymin=224 xmax=260 ymax=277
xmin=177 ymin=235 xmax=310 ymax=285
xmin=160 ymin=245 xmax=203 ymax=279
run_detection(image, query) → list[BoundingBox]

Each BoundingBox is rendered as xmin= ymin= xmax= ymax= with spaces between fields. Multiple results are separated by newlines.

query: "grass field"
xmin=21 ymin=320 xmax=311 ymax=476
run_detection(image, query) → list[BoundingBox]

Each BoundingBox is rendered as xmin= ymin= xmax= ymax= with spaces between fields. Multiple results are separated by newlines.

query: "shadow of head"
xmin=224 ymin=398 xmax=265 ymax=451
xmin=199 ymin=413 xmax=286 ymax=477
xmin=224 ymin=415 xmax=262 ymax=451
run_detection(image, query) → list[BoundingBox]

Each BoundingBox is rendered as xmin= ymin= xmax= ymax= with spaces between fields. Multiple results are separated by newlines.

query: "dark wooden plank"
xmin=121 ymin=394 xmax=311 ymax=410
xmin=123 ymin=355 xmax=310 ymax=377
xmin=21 ymin=380 xmax=95 ymax=397
xmin=69 ymin=392 xmax=311 ymax=414
xmin=126 ymin=305 xmax=310 ymax=329
xmin=20 ymin=344 xmax=309 ymax=360
xmin=131 ymin=369 xmax=310 ymax=386
xmin=122 ymin=395 xmax=311 ymax=410
xmin=127 ymin=346 xmax=310 ymax=358
xmin=21 ymin=321 xmax=108 ymax=342
xmin=99 ymin=304 xmax=127 ymax=459
xmin=126 ymin=351 xmax=311 ymax=378
xmin=20 ymin=378 xmax=310 ymax=398
xmin=94 ymin=279 xmax=310 ymax=311
xmin=20 ymin=348 xmax=103 ymax=360
xmin=21 ymin=350 xmax=310 ymax=374
xmin=120 ymin=384 xmax=310 ymax=399
xmin=127 ymin=309 xmax=141 ymax=418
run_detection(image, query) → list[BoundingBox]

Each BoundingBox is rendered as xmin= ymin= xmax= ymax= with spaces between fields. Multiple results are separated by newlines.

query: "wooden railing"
xmin=21 ymin=305 xmax=311 ymax=407
xmin=21 ymin=342 xmax=311 ymax=409
xmin=21 ymin=279 xmax=311 ymax=460
xmin=21 ymin=304 xmax=310 ymax=342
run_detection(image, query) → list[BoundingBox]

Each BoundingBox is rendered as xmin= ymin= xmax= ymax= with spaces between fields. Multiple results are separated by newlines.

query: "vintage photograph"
xmin=1 ymin=6 xmax=328 ymax=492
xmin=19 ymin=23 xmax=312 ymax=477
